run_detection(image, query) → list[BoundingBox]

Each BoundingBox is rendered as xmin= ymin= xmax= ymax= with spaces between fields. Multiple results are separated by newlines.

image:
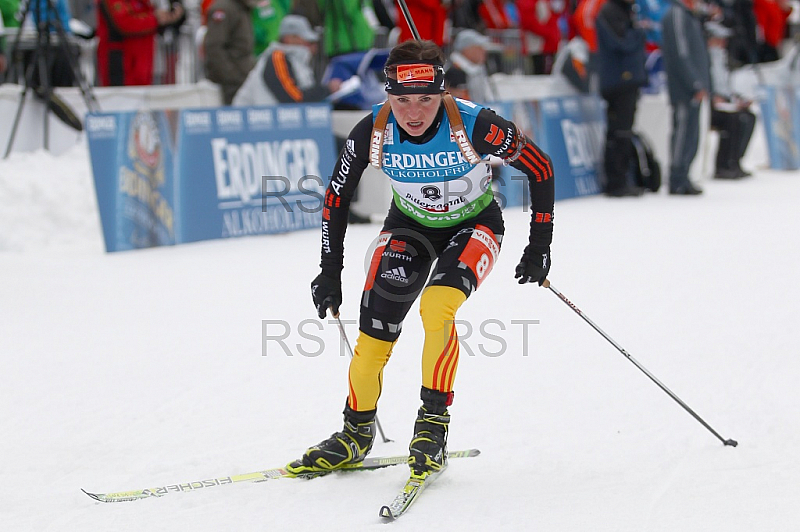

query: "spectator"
xmin=595 ymin=0 xmax=648 ymax=196
xmin=233 ymin=14 xmax=327 ymax=105
xmin=0 ymin=0 xmax=18 ymax=82
xmin=370 ymin=0 xmax=396 ymax=32
xmin=322 ymin=48 xmax=390 ymax=110
xmin=573 ymin=0 xmax=605 ymax=88
xmin=753 ymin=0 xmax=791 ymax=63
xmin=444 ymin=29 xmax=500 ymax=102
xmin=452 ymin=0 xmax=484 ymax=31
xmin=479 ymin=0 xmax=514 ymax=29
xmin=252 ymin=0 xmax=289 ymax=56
xmin=706 ymin=20 xmax=756 ymax=179
xmin=661 ymin=0 xmax=710 ymax=195
xmin=396 ymin=0 xmax=449 ymax=46
xmin=33 ymin=0 xmax=72 ymax=32
xmin=518 ymin=0 xmax=563 ymax=74
xmin=317 ymin=0 xmax=375 ymax=57
xmin=574 ymin=0 xmax=605 ymax=54
xmin=24 ymin=0 xmax=79 ymax=88
xmin=204 ymin=0 xmax=257 ymax=104
xmin=635 ymin=0 xmax=669 ymax=50
xmin=96 ymin=0 xmax=184 ymax=86
xmin=290 ymin=0 xmax=322 ymax=26
xmin=154 ymin=0 xmax=187 ymax=84
xmin=70 ymin=0 xmax=98 ymax=32
xmin=723 ymin=0 xmax=759 ymax=67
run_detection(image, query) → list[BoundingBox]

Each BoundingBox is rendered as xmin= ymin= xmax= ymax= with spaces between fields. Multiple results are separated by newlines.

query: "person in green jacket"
xmin=251 ymin=0 xmax=290 ymax=56
xmin=0 ymin=0 xmax=20 ymax=73
xmin=317 ymin=0 xmax=374 ymax=58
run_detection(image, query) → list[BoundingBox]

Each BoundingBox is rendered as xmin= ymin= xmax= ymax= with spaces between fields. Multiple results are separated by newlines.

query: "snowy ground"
xmin=1 ymin=140 xmax=799 ymax=531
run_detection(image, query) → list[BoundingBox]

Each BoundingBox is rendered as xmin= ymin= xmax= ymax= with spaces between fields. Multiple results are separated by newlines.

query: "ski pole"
xmin=396 ymin=0 xmax=422 ymax=41
xmin=333 ymin=313 xmax=392 ymax=443
xmin=542 ymin=279 xmax=738 ymax=447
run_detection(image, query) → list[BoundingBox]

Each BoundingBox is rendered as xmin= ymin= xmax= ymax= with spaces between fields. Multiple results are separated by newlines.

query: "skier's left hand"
xmin=515 ymin=245 xmax=550 ymax=286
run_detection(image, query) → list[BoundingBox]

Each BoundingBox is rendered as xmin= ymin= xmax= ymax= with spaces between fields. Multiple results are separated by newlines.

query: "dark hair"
xmin=384 ymin=40 xmax=446 ymax=78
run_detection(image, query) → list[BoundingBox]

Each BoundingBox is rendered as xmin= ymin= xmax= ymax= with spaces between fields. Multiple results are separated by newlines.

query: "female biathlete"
xmin=287 ymin=40 xmax=555 ymax=479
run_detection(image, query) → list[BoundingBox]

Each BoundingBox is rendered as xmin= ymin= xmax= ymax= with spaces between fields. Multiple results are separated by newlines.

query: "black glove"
xmin=311 ymin=273 xmax=342 ymax=319
xmin=515 ymin=246 xmax=550 ymax=286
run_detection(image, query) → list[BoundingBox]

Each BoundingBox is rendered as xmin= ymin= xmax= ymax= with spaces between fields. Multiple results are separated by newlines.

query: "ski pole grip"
xmin=542 ymin=278 xmax=551 ymax=288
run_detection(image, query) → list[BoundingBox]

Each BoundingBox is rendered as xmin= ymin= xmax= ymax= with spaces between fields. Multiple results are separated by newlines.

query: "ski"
xmin=82 ymin=448 xmax=480 ymax=503
xmin=379 ymin=469 xmax=441 ymax=521
xmin=379 ymin=448 xmax=481 ymax=521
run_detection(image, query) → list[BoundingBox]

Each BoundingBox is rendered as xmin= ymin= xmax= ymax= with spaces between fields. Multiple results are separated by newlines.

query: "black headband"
xmin=384 ymin=63 xmax=446 ymax=94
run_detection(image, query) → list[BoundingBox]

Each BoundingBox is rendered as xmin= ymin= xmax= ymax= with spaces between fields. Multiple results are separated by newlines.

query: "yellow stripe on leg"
xmin=348 ymin=332 xmax=395 ymax=411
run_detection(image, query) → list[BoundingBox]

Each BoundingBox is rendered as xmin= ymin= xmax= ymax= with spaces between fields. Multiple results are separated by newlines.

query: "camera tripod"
xmin=3 ymin=0 xmax=100 ymax=158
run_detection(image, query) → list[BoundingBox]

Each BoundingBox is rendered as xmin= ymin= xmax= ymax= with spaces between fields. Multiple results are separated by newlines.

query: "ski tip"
xmin=81 ymin=489 xmax=102 ymax=502
xmin=379 ymin=505 xmax=395 ymax=521
xmin=448 ymin=448 xmax=481 ymax=459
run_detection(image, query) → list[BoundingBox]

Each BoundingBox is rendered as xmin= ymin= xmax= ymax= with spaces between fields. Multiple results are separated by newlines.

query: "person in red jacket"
xmin=479 ymin=0 xmax=513 ymax=29
xmin=96 ymin=0 xmax=184 ymax=86
xmin=753 ymin=0 xmax=792 ymax=63
xmin=517 ymin=0 xmax=563 ymax=74
xmin=396 ymin=0 xmax=449 ymax=46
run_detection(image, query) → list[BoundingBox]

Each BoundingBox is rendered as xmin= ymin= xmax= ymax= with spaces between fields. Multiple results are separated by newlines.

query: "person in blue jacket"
xmin=596 ymin=0 xmax=648 ymax=196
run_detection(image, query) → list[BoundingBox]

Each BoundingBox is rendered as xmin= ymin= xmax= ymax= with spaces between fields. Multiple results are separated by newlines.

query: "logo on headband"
xmin=396 ymin=64 xmax=436 ymax=86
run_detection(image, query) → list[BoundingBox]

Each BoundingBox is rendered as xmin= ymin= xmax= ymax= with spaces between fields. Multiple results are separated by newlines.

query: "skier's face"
xmin=387 ymin=93 xmax=443 ymax=137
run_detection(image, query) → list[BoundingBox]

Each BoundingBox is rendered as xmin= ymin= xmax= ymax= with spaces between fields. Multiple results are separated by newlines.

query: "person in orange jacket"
xmin=574 ymin=0 xmax=605 ymax=53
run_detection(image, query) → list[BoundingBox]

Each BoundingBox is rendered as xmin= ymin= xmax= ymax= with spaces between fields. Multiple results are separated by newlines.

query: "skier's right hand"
xmin=311 ymin=273 xmax=342 ymax=319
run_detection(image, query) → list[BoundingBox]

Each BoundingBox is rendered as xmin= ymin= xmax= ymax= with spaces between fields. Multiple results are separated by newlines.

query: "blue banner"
xmin=758 ymin=86 xmax=800 ymax=170
xmin=487 ymin=96 xmax=603 ymax=209
xmin=87 ymin=104 xmax=337 ymax=252
xmin=529 ymin=95 xmax=604 ymax=200
xmin=176 ymin=105 xmax=336 ymax=243
xmin=86 ymin=111 xmax=178 ymax=252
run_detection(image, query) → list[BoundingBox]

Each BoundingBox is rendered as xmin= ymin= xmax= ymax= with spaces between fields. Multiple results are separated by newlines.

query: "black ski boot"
xmin=286 ymin=403 xmax=375 ymax=475
xmin=408 ymin=387 xmax=452 ymax=476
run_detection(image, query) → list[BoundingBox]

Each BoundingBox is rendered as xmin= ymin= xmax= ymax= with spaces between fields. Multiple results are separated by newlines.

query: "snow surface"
xmin=1 ymin=140 xmax=799 ymax=531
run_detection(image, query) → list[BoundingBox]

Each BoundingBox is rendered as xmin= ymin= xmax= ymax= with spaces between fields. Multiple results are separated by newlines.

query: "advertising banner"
xmin=87 ymin=104 xmax=337 ymax=252
xmin=86 ymin=111 xmax=178 ymax=252
xmin=176 ymin=105 xmax=335 ymax=243
xmin=758 ymin=86 xmax=800 ymax=170
xmin=489 ymin=95 xmax=603 ymax=209
xmin=528 ymin=95 xmax=604 ymax=200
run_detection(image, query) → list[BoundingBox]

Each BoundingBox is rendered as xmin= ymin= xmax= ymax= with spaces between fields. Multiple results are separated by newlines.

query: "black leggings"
xmin=358 ymin=202 xmax=505 ymax=342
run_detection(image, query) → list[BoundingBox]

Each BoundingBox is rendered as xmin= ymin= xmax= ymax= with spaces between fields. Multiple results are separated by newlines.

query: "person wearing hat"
xmin=233 ymin=14 xmax=328 ymax=105
xmin=444 ymin=29 xmax=500 ymax=103
xmin=285 ymin=39 xmax=555 ymax=482
xmin=706 ymin=20 xmax=756 ymax=179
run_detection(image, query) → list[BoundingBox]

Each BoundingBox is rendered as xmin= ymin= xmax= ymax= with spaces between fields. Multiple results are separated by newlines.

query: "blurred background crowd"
xmin=0 ymin=0 xmax=796 ymax=96
xmin=0 ymin=0 xmax=797 ymax=194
